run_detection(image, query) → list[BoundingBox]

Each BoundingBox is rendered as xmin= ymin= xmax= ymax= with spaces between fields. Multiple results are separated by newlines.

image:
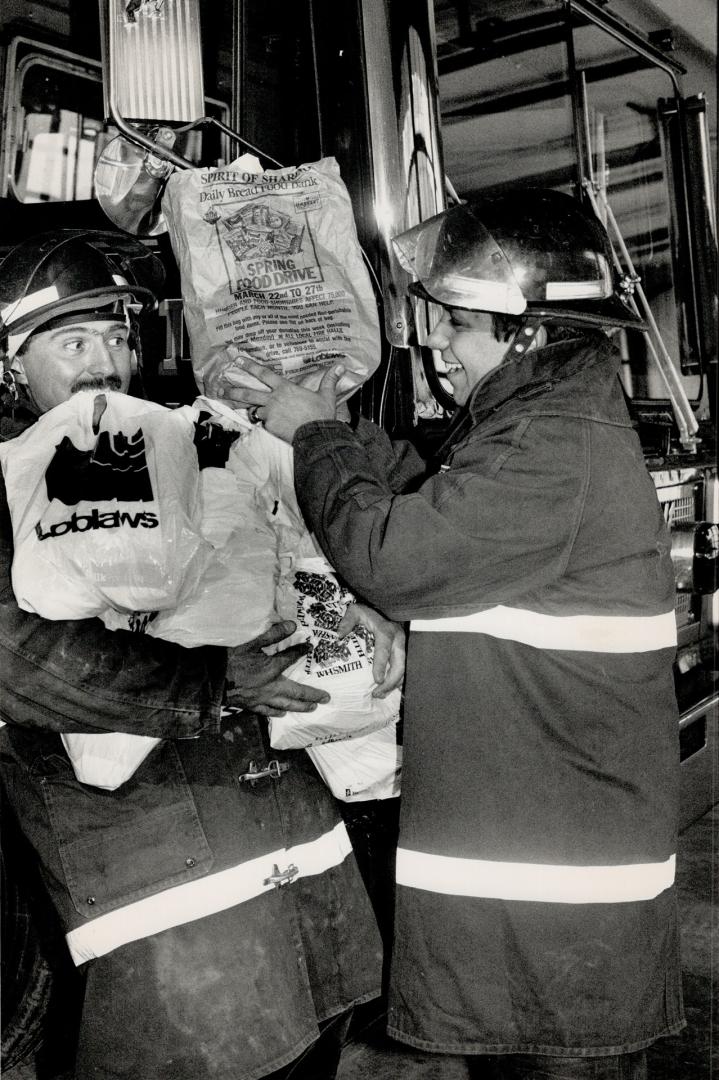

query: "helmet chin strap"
xmin=501 ymin=317 xmax=544 ymax=364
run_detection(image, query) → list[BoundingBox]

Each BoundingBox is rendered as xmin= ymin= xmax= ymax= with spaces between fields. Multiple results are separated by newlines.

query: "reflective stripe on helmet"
xmin=392 ymin=190 xmax=644 ymax=327
xmin=5 ymin=287 xmax=139 ymax=365
xmin=1 ymin=275 xmax=130 ymax=333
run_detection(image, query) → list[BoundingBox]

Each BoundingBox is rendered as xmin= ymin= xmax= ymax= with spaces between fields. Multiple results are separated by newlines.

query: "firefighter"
xmin=213 ymin=189 xmax=684 ymax=1079
xmin=0 ymin=230 xmax=404 ymax=1080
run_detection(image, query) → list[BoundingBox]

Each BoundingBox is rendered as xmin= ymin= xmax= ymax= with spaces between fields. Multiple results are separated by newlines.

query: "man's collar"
xmin=464 ymin=330 xmax=614 ymax=422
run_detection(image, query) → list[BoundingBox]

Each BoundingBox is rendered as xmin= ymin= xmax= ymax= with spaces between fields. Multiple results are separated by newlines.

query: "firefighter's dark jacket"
xmin=292 ymin=330 xmax=685 ymax=1055
xmin=0 ymin=402 xmax=382 ymax=1080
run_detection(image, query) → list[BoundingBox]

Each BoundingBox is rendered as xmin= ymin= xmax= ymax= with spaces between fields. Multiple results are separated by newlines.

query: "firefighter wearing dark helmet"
xmin=0 ymin=231 xmax=157 ymax=431
xmin=210 ymin=189 xmax=683 ymax=1079
xmin=0 ymin=231 xmax=401 ymax=1080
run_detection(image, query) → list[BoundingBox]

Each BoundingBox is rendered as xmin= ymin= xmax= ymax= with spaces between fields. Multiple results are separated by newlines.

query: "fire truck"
xmin=0 ymin=0 xmax=717 ymax=1069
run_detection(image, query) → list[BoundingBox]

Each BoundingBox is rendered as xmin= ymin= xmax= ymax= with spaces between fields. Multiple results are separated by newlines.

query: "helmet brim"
xmin=526 ymin=296 xmax=647 ymax=332
xmin=409 ymin=281 xmax=647 ymax=332
xmin=4 ymin=285 xmax=156 ymax=362
xmin=5 ymin=284 xmax=155 ymax=339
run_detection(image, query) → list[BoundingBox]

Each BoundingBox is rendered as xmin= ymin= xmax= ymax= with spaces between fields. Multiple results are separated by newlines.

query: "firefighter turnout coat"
xmin=0 ymin=403 xmax=382 ymax=1080
xmin=292 ymin=330 xmax=685 ymax=1056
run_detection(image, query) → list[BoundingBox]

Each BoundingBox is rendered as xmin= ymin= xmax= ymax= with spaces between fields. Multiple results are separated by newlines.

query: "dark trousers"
xmin=266 ymin=1008 xmax=354 ymax=1080
xmin=472 ymin=1050 xmax=648 ymax=1080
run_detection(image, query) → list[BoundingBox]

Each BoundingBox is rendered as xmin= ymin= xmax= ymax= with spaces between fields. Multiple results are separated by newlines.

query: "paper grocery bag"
xmin=162 ymin=155 xmax=381 ymax=400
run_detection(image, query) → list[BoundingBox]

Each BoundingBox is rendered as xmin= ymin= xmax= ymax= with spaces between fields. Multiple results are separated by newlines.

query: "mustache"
xmin=70 ymin=374 xmax=123 ymax=394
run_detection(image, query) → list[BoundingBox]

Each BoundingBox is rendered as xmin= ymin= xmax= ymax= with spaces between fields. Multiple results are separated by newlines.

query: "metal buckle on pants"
xmin=263 ymin=863 xmax=299 ymax=888
xmin=238 ymin=759 xmax=290 ymax=785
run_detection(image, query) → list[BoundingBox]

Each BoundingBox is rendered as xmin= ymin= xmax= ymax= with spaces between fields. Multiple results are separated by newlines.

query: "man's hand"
xmin=225 ymin=621 xmax=330 ymax=716
xmin=198 ymin=346 xmax=268 ymax=405
xmin=337 ymin=603 xmax=406 ymax=698
xmin=218 ymin=356 xmax=346 ymax=443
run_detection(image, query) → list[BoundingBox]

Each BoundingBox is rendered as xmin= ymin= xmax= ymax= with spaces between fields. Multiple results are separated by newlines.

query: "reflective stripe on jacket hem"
xmin=410 ymin=606 xmax=677 ymax=652
xmin=395 ymin=847 xmax=676 ymax=903
xmin=66 ymin=821 xmax=353 ymax=964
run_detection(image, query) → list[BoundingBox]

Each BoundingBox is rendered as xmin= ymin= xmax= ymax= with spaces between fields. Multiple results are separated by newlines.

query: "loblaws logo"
xmin=36 ymin=427 xmax=158 ymax=541
xmin=45 ymin=429 xmax=153 ymax=505
xmin=36 ymin=509 xmax=158 ymax=541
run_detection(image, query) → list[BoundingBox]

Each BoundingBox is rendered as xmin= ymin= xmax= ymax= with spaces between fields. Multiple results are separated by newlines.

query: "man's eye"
xmin=107 ymin=335 xmax=129 ymax=348
xmin=63 ymin=340 xmax=86 ymax=354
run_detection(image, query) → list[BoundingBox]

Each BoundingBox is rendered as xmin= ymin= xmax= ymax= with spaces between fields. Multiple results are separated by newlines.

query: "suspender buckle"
xmin=263 ymin=863 xmax=299 ymax=888
xmin=238 ymin=759 xmax=290 ymax=786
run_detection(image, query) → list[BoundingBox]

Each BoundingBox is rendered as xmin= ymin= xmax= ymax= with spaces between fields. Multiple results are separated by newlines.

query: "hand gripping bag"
xmin=268 ymin=554 xmax=401 ymax=749
xmin=161 ymin=155 xmax=381 ymax=401
xmin=224 ymin=422 xmax=402 ymax=749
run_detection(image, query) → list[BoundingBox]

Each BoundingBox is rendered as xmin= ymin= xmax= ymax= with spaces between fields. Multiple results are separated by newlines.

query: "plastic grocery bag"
xmin=0 ymin=390 xmax=211 ymax=619
xmin=216 ymin=418 xmax=402 ymax=749
xmin=307 ymin=722 xmax=402 ymax=802
xmin=268 ymin=556 xmax=401 ymax=749
xmin=0 ymin=390 xmax=213 ymax=791
xmin=161 ymin=154 xmax=380 ymax=401
xmin=103 ymin=398 xmax=282 ymax=647
xmin=59 ymin=732 xmax=161 ymax=792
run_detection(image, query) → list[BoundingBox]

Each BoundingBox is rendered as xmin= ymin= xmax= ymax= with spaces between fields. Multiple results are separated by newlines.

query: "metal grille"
xmin=663 ymin=493 xmax=695 ymax=525
xmin=660 ymin=492 xmax=697 ymax=629
xmin=675 ymin=593 xmax=693 ymax=620
xmin=105 ymin=0 xmax=205 ymax=122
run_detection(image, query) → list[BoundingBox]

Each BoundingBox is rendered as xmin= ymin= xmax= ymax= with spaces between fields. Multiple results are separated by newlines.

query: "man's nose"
xmin=426 ymin=315 xmax=451 ymax=350
xmin=86 ymin=336 xmax=115 ymax=369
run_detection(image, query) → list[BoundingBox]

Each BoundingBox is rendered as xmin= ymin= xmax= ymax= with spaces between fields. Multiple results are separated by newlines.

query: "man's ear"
xmin=7 ymin=353 xmax=28 ymax=385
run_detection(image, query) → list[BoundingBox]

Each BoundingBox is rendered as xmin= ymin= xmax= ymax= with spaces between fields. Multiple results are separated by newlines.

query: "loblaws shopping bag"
xmin=0 ymin=390 xmax=212 ymax=619
xmin=105 ymin=401 xmax=281 ymax=647
xmin=0 ymin=390 xmax=213 ymax=790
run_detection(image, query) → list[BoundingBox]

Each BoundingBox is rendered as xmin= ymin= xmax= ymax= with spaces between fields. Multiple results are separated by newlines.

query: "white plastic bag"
xmin=268 ymin=556 xmax=401 ymax=749
xmin=161 ymin=155 xmax=380 ymax=400
xmin=306 ymin=722 xmax=402 ymax=802
xmin=2 ymin=394 xmax=400 ymax=792
xmin=0 ymin=390 xmax=211 ymax=619
xmin=222 ymin=422 xmax=403 ymax=749
xmin=0 ymin=390 xmax=213 ymax=791
xmin=60 ymin=732 xmax=161 ymax=792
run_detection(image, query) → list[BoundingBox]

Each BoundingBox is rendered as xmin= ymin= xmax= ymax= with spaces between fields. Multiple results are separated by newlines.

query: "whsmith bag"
xmin=269 ymin=556 xmax=401 ymax=750
xmin=161 ymin=155 xmax=380 ymax=398
xmin=307 ymin=721 xmax=402 ymax=802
